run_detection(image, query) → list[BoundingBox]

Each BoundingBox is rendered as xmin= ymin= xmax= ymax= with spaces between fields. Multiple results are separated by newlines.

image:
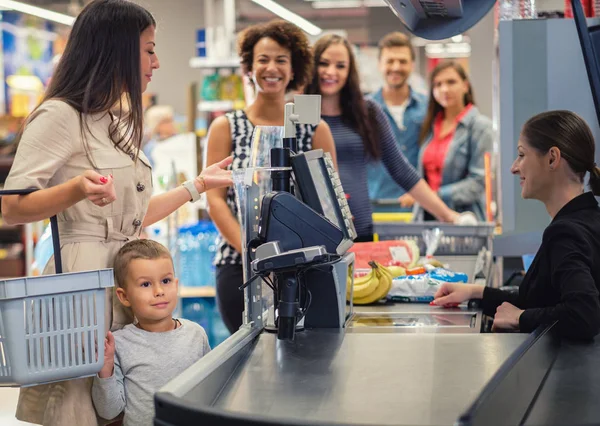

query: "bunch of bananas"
xmin=347 ymin=261 xmax=406 ymax=305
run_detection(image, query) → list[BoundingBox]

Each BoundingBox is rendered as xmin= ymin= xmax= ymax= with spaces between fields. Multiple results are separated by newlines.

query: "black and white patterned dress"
xmin=214 ymin=110 xmax=318 ymax=266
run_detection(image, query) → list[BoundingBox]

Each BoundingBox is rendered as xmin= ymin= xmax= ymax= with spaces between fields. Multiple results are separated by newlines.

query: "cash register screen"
xmin=291 ymin=149 xmax=355 ymax=241
xmin=306 ymin=159 xmax=342 ymax=228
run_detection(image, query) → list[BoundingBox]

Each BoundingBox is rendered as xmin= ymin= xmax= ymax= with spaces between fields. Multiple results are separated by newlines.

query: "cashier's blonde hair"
xmin=114 ymin=240 xmax=173 ymax=288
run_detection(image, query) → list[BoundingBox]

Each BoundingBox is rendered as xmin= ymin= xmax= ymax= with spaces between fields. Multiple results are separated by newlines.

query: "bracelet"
xmin=195 ymin=175 xmax=206 ymax=193
xmin=182 ymin=180 xmax=201 ymax=203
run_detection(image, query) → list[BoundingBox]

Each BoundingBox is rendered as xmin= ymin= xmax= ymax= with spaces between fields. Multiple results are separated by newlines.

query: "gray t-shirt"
xmin=92 ymin=319 xmax=211 ymax=426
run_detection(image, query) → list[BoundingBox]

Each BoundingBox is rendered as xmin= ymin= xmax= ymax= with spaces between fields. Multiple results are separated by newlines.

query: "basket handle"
xmin=0 ymin=188 xmax=63 ymax=274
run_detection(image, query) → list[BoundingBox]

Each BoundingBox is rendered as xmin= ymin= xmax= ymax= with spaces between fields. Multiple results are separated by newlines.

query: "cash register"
xmin=247 ymin=149 xmax=357 ymax=341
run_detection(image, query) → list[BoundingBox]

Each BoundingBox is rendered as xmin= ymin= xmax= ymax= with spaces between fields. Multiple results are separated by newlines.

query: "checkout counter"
xmin=153 ymin=1 xmax=600 ymax=423
xmin=152 ymin=146 xmax=578 ymax=426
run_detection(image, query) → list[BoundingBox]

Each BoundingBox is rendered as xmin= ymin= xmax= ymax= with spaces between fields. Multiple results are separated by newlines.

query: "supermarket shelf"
xmin=180 ymin=286 xmax=216 ymax=298
xmin=189 ymin=57 xmax=240 ymax=69
xmin=198 ymin=100 xmax=238 ymax=112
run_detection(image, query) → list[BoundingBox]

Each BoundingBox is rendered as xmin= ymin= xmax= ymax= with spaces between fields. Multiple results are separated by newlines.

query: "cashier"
xmin=433 ymin=110 xmax=600 ymax=340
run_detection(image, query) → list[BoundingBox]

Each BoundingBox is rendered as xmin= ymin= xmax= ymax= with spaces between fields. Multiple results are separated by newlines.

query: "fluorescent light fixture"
xmin=310 ymin=0 xmax=387 ymax=7
xmin=451 ymin=35 xmax=463 ymax=43
xmin=0 ymin=0 xmax=76 ymax=26
xmin=251 ymin=0 xmax=322 ymax=36
xmin=312 ymin=1 xmax=362 ymax=8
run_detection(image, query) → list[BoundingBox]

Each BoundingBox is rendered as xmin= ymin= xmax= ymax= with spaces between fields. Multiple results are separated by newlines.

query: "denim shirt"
xmin=413 ymin=106 xmax=494 ymax=221
xmin=367 ymin=88 xmax=427 ymax=212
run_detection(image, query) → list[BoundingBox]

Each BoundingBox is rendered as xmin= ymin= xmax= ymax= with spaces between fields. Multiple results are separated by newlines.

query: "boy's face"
xmin=116 ymin=257 xmax=178 ymax=323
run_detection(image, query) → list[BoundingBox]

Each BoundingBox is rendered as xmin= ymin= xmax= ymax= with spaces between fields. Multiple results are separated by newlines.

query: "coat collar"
xmin=554 ymin=191 xmax=598 ymax=221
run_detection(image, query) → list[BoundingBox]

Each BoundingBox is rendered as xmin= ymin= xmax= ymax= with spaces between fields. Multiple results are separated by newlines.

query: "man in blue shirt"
xmin=368 ymin=32 xmax=428 ymax=212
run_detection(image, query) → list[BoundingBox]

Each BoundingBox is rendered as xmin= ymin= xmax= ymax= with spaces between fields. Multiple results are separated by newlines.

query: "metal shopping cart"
xmin=0 ymin=189 xmax=113 ymax=387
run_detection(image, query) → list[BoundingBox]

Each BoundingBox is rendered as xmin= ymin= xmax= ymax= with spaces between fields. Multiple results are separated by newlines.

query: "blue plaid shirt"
xmin=367 ymin=87 xmax=428 ymax=212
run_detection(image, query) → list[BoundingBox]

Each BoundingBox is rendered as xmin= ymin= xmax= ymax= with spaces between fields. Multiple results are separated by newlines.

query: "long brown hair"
xmin=306 ymin=34 xmax=380 ymax=159
xmin=419 ymin=61 xmax=475 ymax=145
xmin=18 ymin=0 xmax=155 ymax=160
xmin=522 ymin=110 xmax=600 ymax=195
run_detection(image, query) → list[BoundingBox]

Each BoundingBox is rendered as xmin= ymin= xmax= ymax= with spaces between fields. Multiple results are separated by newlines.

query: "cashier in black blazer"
xmin=433 ymin=110 xmax=600 ymax=340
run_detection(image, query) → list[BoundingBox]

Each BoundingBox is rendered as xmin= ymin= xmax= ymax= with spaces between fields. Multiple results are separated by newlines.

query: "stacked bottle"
xmin=499 ymin=0 xmax=536 ymax=20
xmin=177 ymin=221 xmax=219 ymax=287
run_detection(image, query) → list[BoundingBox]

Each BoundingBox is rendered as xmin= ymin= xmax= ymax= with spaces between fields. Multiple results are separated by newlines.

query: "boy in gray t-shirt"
xmin=92 ymin=240 xmax=211 ymax=426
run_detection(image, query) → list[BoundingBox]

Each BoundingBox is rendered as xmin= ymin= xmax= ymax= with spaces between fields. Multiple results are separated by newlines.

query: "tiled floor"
xmin=0 ymin=388 xmax=34 ymax=425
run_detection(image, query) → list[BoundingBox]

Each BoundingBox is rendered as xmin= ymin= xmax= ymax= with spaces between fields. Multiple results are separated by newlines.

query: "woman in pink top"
xmin=400 ymin=61 xmax=493 ymax=221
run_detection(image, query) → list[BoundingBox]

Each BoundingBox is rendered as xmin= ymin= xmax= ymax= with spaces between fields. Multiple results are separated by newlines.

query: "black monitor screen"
xmin=306 ymin=159 xmax=342 ymax=228
xmin=291 ymin=150 xmax=356 ymax=242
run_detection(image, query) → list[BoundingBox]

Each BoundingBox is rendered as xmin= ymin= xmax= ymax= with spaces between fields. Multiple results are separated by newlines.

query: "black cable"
xmin=503 ymin=270 xmax=525 ymax=287
xmin=263 ymin=274 xmax=276 ymax=291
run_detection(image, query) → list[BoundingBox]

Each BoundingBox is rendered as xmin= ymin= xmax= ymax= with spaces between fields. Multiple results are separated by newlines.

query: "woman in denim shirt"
xmin=402 ymin=61 xmax=493 ymax=221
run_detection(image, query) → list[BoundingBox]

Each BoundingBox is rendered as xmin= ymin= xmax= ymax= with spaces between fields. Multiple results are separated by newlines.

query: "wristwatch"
xmin=182 ymin=180 xmax=201 ymax=203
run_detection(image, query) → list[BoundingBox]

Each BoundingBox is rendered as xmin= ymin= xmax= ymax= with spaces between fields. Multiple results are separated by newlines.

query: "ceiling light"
xmin=311 ymin=0 xmax=387 ymax=7
xmin=311 ymin=1 xmax=362 ymax=8
xmin=252 ymin=0 xmax=322 ymax=36
xmin=0 ymin=0 xmax=75 ymax=26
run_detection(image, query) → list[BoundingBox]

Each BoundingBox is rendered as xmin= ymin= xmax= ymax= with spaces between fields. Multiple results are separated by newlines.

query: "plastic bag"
xmin=389 ymin=267 xmax=468 ymax=303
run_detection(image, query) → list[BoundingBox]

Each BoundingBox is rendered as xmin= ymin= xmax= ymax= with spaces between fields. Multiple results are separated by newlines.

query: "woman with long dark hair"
xmin=434 ymin=111 xmax=600 ymax=340
xmin=1 ymin=1 xmax=232 ymax=424
xmin=401 ymin=60 xmax=493 ymax=220
xmin=306 ymin=34 xmax=459 ymax=240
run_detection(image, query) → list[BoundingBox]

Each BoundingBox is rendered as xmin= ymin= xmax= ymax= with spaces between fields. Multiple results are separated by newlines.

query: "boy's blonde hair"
xmin=114 ymin=239 xmax=173 ymax=288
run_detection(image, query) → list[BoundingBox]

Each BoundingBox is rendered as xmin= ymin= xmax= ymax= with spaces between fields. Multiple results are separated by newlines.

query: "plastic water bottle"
xmin=211 ymin=304 xmax=230 ymax=347
xmin=177 ymin=231 xmax=192 ymax=287
xmin=181 ymin=299 xmax=213 ymax=340
xmin=520 ymin=0 xmax=536 ymax=19
xmin=499 ymin=0 xmax=536 ymax=20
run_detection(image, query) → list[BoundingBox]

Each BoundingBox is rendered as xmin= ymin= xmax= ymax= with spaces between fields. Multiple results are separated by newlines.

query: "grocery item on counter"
xmin=388 ymin=267 xmax=468 ymax=303
xmin=348 ymin=240 xmax=420 ymax=269
xmin=347 ymin=261 xmax=403 ymax=305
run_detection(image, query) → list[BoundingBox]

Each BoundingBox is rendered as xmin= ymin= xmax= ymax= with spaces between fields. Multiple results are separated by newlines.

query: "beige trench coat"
xmin=4 ymin=100 xmax=153 ymax=425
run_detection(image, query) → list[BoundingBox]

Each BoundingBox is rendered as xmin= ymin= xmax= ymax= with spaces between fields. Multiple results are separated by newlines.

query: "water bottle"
xmin=520 ymin=0 xmax=536 ymax=19
xmin=176 ymin=231 xmax=191 ymax=287
xmin=181 ymin=299 xmax=213 ymax=338
xmin=499 ymin=0 xmax=536 ymax=20
xmin=211 ymin=304 xmax=230 ymax=347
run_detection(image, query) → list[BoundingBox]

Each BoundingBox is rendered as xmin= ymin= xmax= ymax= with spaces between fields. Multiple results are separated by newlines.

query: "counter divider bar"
xmin=456 ymin=323 xmax=559 ymax=426
xmin=157 ymin=325 xmax=261 ymax=398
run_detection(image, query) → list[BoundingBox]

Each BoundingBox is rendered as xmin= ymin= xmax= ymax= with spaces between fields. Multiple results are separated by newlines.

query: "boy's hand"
xmin=98 ymin=331 xmax=115 ymax=379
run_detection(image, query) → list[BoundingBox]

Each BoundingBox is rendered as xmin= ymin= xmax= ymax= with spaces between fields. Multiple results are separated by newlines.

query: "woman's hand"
xmin=491 ymin=302 xmax=524 ymax=332
xmin=98 ymin=331 xmax=115 ymax=379
xmin=194 ymin=156 xmax=233 ymax=193
xmin=432 ymin=283 xmax=485 ymax=307
xmin=78 ymin=170 xmax=116 ymax=207
xmin=398 ymin=194 xmax=415 ymax=208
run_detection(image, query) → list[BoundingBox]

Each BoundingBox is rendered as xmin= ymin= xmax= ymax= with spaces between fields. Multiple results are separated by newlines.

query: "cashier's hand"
xmin=398 ymin=194 xmax=415 ymax=208
xmin=98 ymin=331 xmax=115 ymax=379
xmin=194 ymin=156 xmax=233 ymax=193
xmin=491 ymin=302 xmax=524 ymax=332
xmin=432 ymin=283 xmax=485 ymax=307
xmin=78 ymin=170 xmax=116 ymax=207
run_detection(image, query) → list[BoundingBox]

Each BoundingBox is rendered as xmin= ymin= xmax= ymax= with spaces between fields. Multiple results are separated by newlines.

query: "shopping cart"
xmin=0 ymin=189 xmax=113 ymax=387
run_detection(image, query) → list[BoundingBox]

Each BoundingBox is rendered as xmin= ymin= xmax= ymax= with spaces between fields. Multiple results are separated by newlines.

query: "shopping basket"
xmin=373 ymin=221 xmax=496 ymax=256
xmin=0 ymin=188 xmax=114 ymax=387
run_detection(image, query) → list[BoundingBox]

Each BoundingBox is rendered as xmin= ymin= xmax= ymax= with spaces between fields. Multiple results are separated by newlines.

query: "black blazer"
xmin=482 ymin=192 xmax=600 ymax=339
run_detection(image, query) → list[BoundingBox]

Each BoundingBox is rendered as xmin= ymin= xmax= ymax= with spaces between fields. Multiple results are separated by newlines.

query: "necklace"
xmin=136 ymin=318 xmax=178 ymax=332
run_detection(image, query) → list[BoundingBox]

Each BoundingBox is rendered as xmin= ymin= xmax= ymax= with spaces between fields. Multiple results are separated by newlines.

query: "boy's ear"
xmin=116 ymin=287 xmax=132 ymax=307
